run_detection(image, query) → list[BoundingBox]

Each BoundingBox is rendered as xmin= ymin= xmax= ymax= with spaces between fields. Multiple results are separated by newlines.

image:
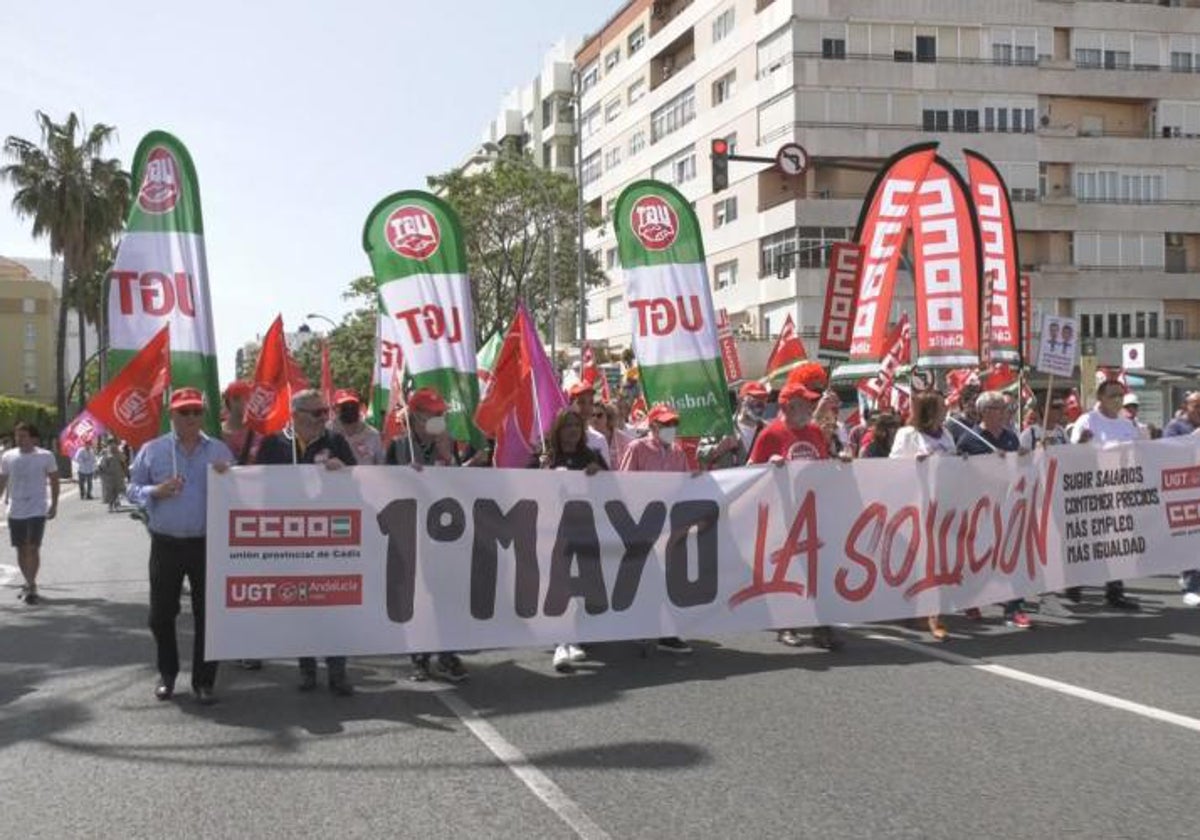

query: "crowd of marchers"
xmin=4 ymin=363 xmax=1199 ymax=707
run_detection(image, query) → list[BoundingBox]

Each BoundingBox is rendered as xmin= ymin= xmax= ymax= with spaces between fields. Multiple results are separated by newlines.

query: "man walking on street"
xmin=73 ymin=441 xmax=97 ymax=500
xmin=127 ymin=389 xmax=233 ymax=705
xmin=257 ymin=389 xmax=358 ymax=696
xmin=0 ymin=422 xmax=59 ymax=605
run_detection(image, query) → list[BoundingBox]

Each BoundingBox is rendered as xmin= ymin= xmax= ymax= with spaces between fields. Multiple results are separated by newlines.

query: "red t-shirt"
xmin=748 ymin=418 xmax=830 ymax=463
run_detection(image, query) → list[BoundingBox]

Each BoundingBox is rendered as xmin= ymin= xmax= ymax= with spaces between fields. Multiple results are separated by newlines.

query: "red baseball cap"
xmin=407 ymin=387 xmax=447 ymax=415
xmin=333 ymin=389 xmax=361 ymax=406
xmin=568 ymin=381 xmax=596 ymax=399
xmin=646 ymin=403 xmax=680 ymax=426
xmin=739 ymin=381 xmax=768 ymax=400
xmin=170 ymin=388 xmax=205 ymax=411
xmin=222 ymin=381 xmax=252 ymax=402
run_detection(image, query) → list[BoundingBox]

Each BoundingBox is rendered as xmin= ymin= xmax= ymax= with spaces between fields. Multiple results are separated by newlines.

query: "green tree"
xmin=293 ymin=276 xmax=378 ymax=399
xmin=427 ymin=151 xmax=603 ymax=344
xmin=2 ymin=112 xmax=130 ymax=424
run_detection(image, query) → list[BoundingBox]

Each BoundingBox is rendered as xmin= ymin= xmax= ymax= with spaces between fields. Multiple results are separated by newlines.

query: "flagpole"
xmin=401 ymin=359 xmax=419 ymax=465
xmin=1040 ymin=374 xmax=1055 ymax=448
xmin=167 ymin=387 xmax=178 ymax=477
xmin=289 ymin=381 xmax=297 ymax=466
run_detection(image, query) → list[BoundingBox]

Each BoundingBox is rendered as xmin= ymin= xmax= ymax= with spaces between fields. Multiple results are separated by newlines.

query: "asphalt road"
xmin=2 ymin=486 xmax=1199 ymax=840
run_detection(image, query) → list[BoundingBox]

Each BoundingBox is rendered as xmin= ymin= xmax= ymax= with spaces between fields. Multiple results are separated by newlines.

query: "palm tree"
xmin=2 ymin=111 xmax=129 ymax=423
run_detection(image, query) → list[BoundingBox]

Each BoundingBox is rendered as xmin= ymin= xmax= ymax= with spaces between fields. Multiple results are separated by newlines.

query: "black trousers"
xmin=298 ymin=657 xmax=347 ymax=682
xmin=148 ymin=534 xmax=218 ymax=690
xmin=78 ymin=472 xmax=93 ymax=498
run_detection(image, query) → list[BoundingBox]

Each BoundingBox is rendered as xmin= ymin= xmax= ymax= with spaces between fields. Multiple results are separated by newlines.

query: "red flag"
xmin=715 ymin=307 xmax=744 ymax=382
xmin=857 ymin=314 xmax=911 ymax=405
xmin=59 ymin=410 xmax=107 ymax=457
xmin=965 ymin=150 xmax=1022 ymax=365
xmin=581 ymin=342 xmax=611 ymax=403
xmin=982 ymin=363 xmax=1018 ymax=391
xmin=320 ymin=338 xmax=334 ymax=409
xmin=86 ymin=325 xmax=171 ymax=449
xmin=245 ymin=316 xmax=301 ymax=435
xmin=764 ymin=314 xmax=808 ymax=386
xmin=381 ymin=362 xmax=406 ymax=445
xmin=628 ymin=393 xmax=648 ymax=425
xmin=1063 ymin=389 xmax=1082 ymax=423
xmin=818 ymin=242 xmax=862 ymax=357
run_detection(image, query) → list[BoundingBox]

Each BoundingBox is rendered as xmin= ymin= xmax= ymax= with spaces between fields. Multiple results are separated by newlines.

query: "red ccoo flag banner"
xmin=245 ymin=316 xmax=302 ymax=436
xmin=716 ymin=307 xmax=743 ymax=383
xmin=818 ymin=242 xmax=862 ymax=357
xmin=86 ymin=325 xmax=171 ymax=449
xmin=964 ymin=149 xmax=1023 ymax=366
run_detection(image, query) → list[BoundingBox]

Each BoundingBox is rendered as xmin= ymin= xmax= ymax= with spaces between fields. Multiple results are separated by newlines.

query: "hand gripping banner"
xmin=362 ymin=191 xmax=482 ymax=445
xmin=614 ymin=181 xmax=733 ymax=439
xmin=105 ymin=132 xmax=221 ymax=433
xmin=964 ymin=150 xmax=1023 ymax=366
xmin=909 ymin=156 xmax=983 ymax=369
xmin=835 ymin=142 xmax=938 ymax=380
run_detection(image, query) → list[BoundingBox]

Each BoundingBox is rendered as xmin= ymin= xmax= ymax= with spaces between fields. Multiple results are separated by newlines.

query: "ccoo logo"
xmin=244 ymin=385 xmax=277 ymax=422
xmin=114 ymin=387 xmax=154 ymax=428
xmin=384 ymin=205 xmax=441 ymax=260
xmin=138 ymin=147 xmax=180 ymax=214
xmin=630 ymin=195 xmax=678 ymax=251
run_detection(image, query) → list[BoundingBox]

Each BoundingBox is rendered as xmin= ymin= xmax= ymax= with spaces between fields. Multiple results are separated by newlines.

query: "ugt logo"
xmin=628 ymin=295 xmax=704 ymax=337
xmin=384 ymin=205 xmax=441 ymax=260
xmin=630 ymin=195 xmax=678 ymax=251
xmin=138 ymin=147 xmax=180 ymax=214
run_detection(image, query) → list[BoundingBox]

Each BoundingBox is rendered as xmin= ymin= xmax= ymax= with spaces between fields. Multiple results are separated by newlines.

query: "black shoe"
xmin=1105 ymin=594 xmax=1140 ymax=611
xmin=154 ymin=679 xmax=175 ymax=701
xmin=811 ymin=626 xmax=844 ymax=651
xmin=238 ymin=659 xmax=263 ymax=671
xmin=777 ymin=629 xmax=803 ymax=647
xmin=656 ymin=637 xmax=693 ymax=654
xmin=298 ymin=672 xmax=318 ymax=691
xmin=329 ymin=679 xmax=355 ymax=697
xmin=194 ymin=686 xmax=217 ymax=706
xmin=434 ymin=654 xmax=468 ymax=683
xmin=23 ymin=590 xmax=39 ymax=605
xmin=1062 ymin=587 xmax=1083 ymax=604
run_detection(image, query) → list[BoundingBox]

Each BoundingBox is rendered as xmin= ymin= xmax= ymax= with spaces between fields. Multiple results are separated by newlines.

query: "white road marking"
xmin=862 ymin=630 xmax=1200 ymax=734
xmin=434 ymin=688 xmax=611 ymax=840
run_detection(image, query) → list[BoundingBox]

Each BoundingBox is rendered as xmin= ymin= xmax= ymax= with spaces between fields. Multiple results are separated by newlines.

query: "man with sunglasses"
xmin=256 ymin=389 xmax=358 ymax=695
xmin=127 ymin=389 xmax=234 ymax=705
xmin=698 ymin=381 xmax=769 ymax=470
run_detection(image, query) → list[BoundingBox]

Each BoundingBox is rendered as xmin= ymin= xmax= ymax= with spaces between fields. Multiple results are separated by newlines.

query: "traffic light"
xmin=711 ymin=138 xmax=730 ymax=193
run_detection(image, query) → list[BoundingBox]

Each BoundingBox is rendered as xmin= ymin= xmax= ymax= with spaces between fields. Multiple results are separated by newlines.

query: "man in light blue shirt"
xmin=128 ymin=388 xmax=233 ymax=705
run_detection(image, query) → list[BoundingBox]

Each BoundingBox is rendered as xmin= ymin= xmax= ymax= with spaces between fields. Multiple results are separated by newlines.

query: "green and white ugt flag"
xmin=106 ymin=132 xmax=220 ymax=432
xmin=362 ymin=191 xmax=482 ymax=444
xmin=614 ymin=181 xmax=733 ymax=439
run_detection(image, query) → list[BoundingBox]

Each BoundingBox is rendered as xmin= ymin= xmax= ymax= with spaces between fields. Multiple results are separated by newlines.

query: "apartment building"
xmin=0 ymin=256 xmax=58 ymax=404
xmin=576 ymin=0 xmax=1200 ymax=404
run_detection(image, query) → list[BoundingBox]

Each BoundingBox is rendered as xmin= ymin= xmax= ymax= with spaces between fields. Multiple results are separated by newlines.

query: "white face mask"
xmin=424 ymin=415 xmax=447 ymax=436
xmin=657 ymin=426 xmax=677 ymax=446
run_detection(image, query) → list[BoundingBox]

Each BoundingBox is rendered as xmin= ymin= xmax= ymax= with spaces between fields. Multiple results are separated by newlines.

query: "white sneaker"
xmin=1183 ymin=592 xmax=1200 ymax=607
xmin=552 ymin=645 xmax=572 ymax=672
xmin=566 ymin=644 xmax=586 ymax=662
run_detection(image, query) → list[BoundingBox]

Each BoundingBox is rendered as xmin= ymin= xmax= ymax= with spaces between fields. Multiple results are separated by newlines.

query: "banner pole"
xmin=1040 ymin=374 xmax=1055 ymax=448
xmin=289 ymin=382 xmax=297 ymax=466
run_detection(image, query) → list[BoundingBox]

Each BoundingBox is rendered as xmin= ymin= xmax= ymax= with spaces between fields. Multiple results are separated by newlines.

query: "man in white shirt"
xmin=73 ymin=441 xmax=97 ymax=500
xmin=0 ymin=423 xmax=60 ymax=605
xmin=1067 ymin=379 xmax=1140 ymax=609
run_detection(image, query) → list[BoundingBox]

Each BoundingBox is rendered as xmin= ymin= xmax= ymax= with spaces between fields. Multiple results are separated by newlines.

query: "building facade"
xmin=0 ymin=257 xmax=58 ymax=404
xmin=575 ymin=0 xmax=1200 ymax=395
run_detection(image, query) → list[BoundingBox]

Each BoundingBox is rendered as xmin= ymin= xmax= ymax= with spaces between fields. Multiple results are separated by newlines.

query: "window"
xmin=1171 ymin=52 xmax=1193 ymax=72
xmin=24 ymin=323 xmax=36 ymax=349
xmin=22 ymin=298 xmax=35 ymax=314
xmin=952 ymin=109 xmax=979 ymax=133
xmin=629 ymin=131 xmax=646 ymax=156
xmin=628 ymin=25 xmax=645 ymax=56
xmin=713 ymin=196 xmax=738 ymax=228
xmin=713 ymin=260 xmax=738 ymax=290
xmin=822 ymin=38 xmax=846 ymax=59
xmin=581 ymin=151 xmax=602 ymax=186
xmin=712 ymin=71 xmax=736 ymax=105
xmin=651 ymin=86 xmax=696 ymax=142
xmin=759 ymin=230 xmax=793 ymax=277
xmin=1167 ymin=316 xmax=1185 ymax=340
xmin=581 ymin=105 xmax=601 ymax=139
xmin=993 ymin=43 xmax=1013 ymax=65
xmin=605 ymin=49 xmax=620 ymax=73
xmin=1103 ymin=49 xmax=1130 ymax=70
xmin=23 ymin=351 xmax=36 ymax=379
xmin=922 ymin=109 xmax=949 ymax=132
xmin=713 ymin=7 xmax=735 ymax=43
xmin=605 ymin=97 xmax=622 ymax=122
xmin=758 ymin=25 xmax=792 ymax=77
xmin=628 ymin=78 xmax=646 ymax=105
xmin=916 ymin=35 xmax=937 ymax=63
xmin=796 ymin=227 xmax=852 ymax=268
xmin=651 ymin=145 xmax=697 ymax=186
xmin=1016 ymin=45 xmax=1035 ymax=65
xmin=580 ymin=60 xmax=600 ymax=93
xmin=605 ymin=248 xmax=618 ymax=270
xmin=1075 ymin=48 xmax=1101 ymax=68
xmin=604 ymin=146 xmax=622 ymax=170
xmin=606 ymin=295 xmax=623 ymax=320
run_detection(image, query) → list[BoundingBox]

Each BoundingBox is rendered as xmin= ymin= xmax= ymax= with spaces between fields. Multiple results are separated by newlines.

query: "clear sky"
xmin=1 ymin=0 xmax=617 ymax=378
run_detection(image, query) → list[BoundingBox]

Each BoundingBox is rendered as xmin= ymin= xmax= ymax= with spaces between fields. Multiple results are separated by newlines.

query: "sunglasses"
xmin=175 ymin=408 xmax=204 ymax=417
xmin=592 ymin=411 xmax=606 ymax=419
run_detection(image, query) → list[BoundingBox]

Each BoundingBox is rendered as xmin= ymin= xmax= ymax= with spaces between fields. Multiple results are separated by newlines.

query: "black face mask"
xmin=338 ymin=404 xmax=360 ymax=425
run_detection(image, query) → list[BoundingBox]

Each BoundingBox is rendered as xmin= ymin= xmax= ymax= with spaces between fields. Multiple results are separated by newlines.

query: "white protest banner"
xmin=1035 ymin=314 xmax=1079 ymax=378
xmin=207 ymin=439 xmax=1200 ymax=659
